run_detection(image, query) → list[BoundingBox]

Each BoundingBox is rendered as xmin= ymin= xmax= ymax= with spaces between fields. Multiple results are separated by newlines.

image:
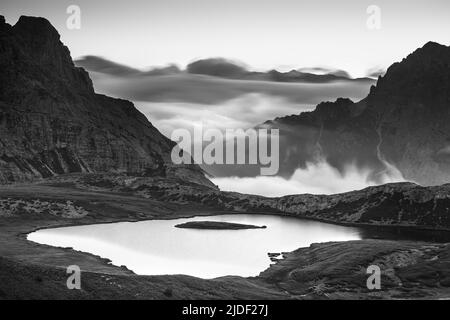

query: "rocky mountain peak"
xmin=0 ymin=16 xmax=214 ymax=188
xmin=263 ymin=41 xmax=450 ymax=186
xmin=13 ymin=16 xmax=60 ymax=41
xmin=369 ymin=42 xmax=450 ymax=107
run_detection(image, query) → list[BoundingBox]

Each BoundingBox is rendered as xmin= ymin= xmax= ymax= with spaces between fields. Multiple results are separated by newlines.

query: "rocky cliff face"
xmin=0 ymin=16 xmax=214 ymax=188
xmin=264 ymin=42 xmax=450 ymax=186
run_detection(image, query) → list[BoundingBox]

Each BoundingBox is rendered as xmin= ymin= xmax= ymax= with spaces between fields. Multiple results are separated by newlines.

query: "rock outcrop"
xmin=174 ymin=221 xmax=266 ymax=230
xmin=273 ymin=182 xmax=450 ymax=229
xmin=0 ymin=16 xmax=214 ymax=188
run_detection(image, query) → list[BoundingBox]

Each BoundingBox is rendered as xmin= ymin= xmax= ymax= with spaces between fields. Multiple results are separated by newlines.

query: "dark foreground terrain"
xmin=1 ymin=178 xmax=450 ymax=300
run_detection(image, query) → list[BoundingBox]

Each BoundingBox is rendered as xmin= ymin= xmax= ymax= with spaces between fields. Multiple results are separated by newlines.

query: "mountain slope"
xmin=264 ymin=42 xmax=450 ymax=186
xmin=0 ymin=16 xmax=213 ymax=187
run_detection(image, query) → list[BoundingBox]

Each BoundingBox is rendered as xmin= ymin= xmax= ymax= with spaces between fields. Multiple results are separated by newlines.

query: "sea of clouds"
xmin=211 ymin=160 xmax=405 ymax=197
xmin=82 ymin=69 xmax=406 ymax=197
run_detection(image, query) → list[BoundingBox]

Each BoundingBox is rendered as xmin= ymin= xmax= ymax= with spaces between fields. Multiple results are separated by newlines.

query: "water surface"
xmin=28 ymin=214 xmax=361 ymax=278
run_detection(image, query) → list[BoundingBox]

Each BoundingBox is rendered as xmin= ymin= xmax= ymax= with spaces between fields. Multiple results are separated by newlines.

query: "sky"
xmin=2 ymin=0 xmax=449 ymax=77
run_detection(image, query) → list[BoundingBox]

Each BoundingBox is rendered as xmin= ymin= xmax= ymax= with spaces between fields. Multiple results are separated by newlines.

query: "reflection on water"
xmin=28 ymin=214 xmax=450 ymax=278
xmin=28 ymin=214 xmax=361 ymax=278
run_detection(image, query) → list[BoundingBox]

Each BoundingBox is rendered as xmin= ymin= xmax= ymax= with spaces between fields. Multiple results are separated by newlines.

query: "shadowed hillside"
xmin=0 ymin=16 xmax=214 ymax=188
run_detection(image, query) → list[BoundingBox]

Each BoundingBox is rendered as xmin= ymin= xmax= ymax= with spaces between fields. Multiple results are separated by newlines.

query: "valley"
xmin=1 ymin=178 xmax=450 ymax=299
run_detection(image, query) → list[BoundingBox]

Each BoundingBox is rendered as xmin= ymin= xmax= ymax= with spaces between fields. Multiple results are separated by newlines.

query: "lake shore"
xmin=1 ymin=181 xmax=450 ymax=299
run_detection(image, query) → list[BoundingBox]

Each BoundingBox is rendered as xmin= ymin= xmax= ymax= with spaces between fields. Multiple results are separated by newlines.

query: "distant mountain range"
xmin=73 ymin=56 xmax=375 ymax=107
xmin=75 ymin=55 xmax=182 ymax=77
xmin=0 ymin=15 xmax=213 ymax=187
xmin=261 ymin=41 xmax=450 ymax=186
xmin=75 ymin=56 xmax=375 ymax=83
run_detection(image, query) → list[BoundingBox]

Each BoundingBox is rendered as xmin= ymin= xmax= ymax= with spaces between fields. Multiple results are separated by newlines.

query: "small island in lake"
xmin=175 ymin=221 xmax=267 ymax=230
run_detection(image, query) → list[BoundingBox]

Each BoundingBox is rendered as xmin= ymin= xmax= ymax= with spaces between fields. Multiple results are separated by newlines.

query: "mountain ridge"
xmin=0 ymin=15 xmax=214 ymax=188
xmin=264 ymin=41 xmax=450 ymax=186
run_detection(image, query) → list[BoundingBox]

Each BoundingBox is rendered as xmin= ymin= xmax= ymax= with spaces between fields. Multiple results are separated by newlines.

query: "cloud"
xmin=75 ymin=58 xmax=395 ymax=197
xmin=366 ymin=67 xmax=386 ymax=78
xmin=297 ymin=67 xmax=351 ymax=78
xmin=81 ymin=69 xmax=374 ymax=145
xmin=75 ymin=56 xmax=141 ymax=76
xmin=76 ymin=56 xmax=182 ymax=77
xmin=85 ymin=69 xmax=373 ymax=105
xmin=76 ymin=56 xmax=374 ymax=105
xmin=211 ymin=160 xmax=406 ymax=197
xmin=186 ymin=57 xmax=248 ymax=78
xmin=134 ymin=93 xmax=308 ymax=139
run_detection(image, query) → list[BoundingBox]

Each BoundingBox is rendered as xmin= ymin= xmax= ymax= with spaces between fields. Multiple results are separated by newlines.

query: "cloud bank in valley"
xmin=76 ymin=60 xmax=397 ymax=197
xmin=134 ymin=93 xmax=307 ymax=139
xmin=82 ymin=67 xmax=374 ymax=139
xmin=211 ymin=160 xmax=406 ymax=197
xmin=86 ymin=70 xmax=374 ymax=104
